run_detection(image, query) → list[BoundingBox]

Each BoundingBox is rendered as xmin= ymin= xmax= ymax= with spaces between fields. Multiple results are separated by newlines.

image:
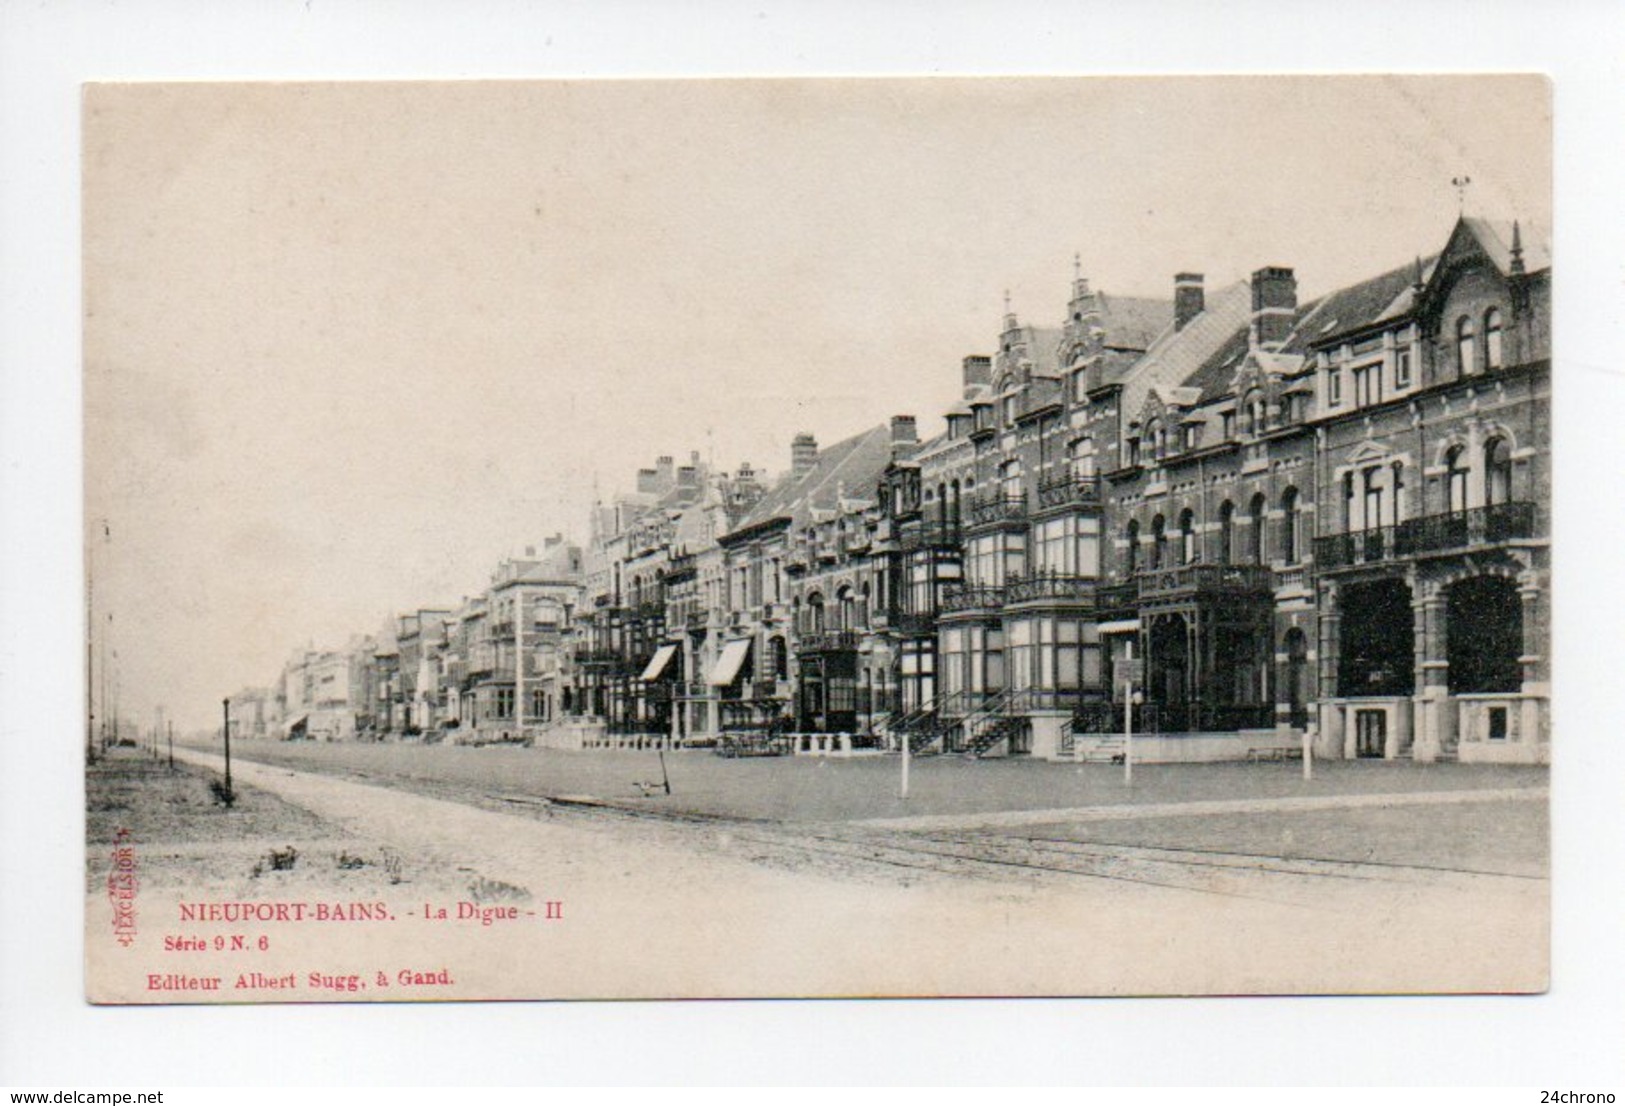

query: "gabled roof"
xmin=1094 ymin=292 xmax=1174 ymax=352
xmin=1290 ymin=259 xmax=1431 ymax=349
xmin=725 ymin=424 xmax=897 ymax=537
xmin=1462 ymin=217 xmax=1551 ymax=275
xmin=1119 ymin=279 xmax=1252 ymax=420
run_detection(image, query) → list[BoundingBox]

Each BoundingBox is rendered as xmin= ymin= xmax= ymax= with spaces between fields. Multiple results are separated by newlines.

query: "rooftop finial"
xmin=1451 ymin=174 xmax=1473 ymax=213
xmin=1510 ymin=219 xmax=1526 ymax=275
xmin=1412 ymin=255 xmax=1425 ymax=293
xmin=1073 ymin=253 xmax=1082 ymax=281
xmin=1003 ymin=288 xmax=1011 ymax=314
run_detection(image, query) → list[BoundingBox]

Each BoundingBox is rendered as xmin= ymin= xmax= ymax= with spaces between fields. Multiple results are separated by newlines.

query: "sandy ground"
xmin=85 ymin=745 xmax=1549 ymax=1003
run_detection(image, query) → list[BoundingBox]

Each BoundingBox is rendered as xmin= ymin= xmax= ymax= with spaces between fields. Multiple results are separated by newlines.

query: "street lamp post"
xmin=221 ymin=698 xmax=233 ymax=797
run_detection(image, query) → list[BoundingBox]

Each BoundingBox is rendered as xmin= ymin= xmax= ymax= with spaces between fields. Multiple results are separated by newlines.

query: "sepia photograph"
xmin=79 ymin=75 xmax=1555 ymax=1004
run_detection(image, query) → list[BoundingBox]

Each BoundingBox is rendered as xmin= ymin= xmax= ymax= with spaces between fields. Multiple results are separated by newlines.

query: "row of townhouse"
xmin=570 ymin=213 xmax=1547 ymax=765
xmin=232 ymin=536 xmax=586 ymax=746
xmin=239 ymin=213 xmax=1549 ymax=765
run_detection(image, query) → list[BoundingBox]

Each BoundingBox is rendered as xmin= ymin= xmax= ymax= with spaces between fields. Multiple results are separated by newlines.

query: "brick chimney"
xmin=1174 ymin=273 xmax=1205 ymax=331
xmin=890 ymin=415 xmax=918 ymax=446
xmin=1250 ymin=266 xmax=1297 ymax=349
xmin=655 ymin=455 xmax=675 ymax=491
xmin=962 ymin=355 xmax=992 ymax=398
xmin=791 ymin=433 xmax=818 ymax=481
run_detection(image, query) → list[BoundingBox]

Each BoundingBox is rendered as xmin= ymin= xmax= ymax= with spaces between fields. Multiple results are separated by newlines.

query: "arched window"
xmin=1279 ymin=487 xmax=1300 ymax=564
xmin=857 ymin=582 xmax=871 ymax=628
xmin=1484 ymin=437 xmax=1513 ymax=506
xmin=1445 ymin=446 xmax=1470 ymax=513
xmin=1068 ymin=437 xmax=1095 ymax=480
xmin=1456 ymin=315 xmax=1477 ymax=375
xmin=949 ymin=479 xmax=962 ymax=533
xmin=770 ymin=637 xmax=789 ymax=680
xmin=1000 ymin=459 xmax=1022 ymax=499
xmin=1248 ymin=493 xmax=1267 ymax=564
xmin=806 ymin=592 xmax=825 ymax=633
xmin=937 ymin=483 xmax=949 ymax=526
xmin=836 ymin=586 xmax=855 ymax=631
xmin=1178 ymin=508 xmax=1197 ymax=565
xmin=1485 ymin=308 xmax=1504 ymax=370
xmin=1217 ymin=501 xmax=1235 ymax=565
xmin=1125 ymin=520 xmax=1140 ymax=577
xmin=1151 ymin=515 xmax=1168 ymax=570
xmin=1144 ymin=419 xmax=1163 ymax=459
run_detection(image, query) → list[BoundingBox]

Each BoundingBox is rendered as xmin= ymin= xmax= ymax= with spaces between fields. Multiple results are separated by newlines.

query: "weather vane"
xmin=1451 ymin=175 xmax=1473 ymax=212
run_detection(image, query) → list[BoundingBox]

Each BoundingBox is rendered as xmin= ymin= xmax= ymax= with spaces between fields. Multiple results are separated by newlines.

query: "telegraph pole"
xmin=167 ymin=720 xmax=175 ymax=770
xmin=221 ymin=698 xmax=233 ymax=797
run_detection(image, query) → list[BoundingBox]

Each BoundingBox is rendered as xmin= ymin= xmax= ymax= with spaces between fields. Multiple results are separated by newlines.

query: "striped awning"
xmin=639 ymin=643 xmax=679 ymax=682
xmin=707 ymin=638 xmax=753 ymax=687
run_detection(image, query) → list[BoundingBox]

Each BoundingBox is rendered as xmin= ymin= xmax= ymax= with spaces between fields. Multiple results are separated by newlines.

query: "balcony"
xmin=1004 ymin=571 xmax=1094 ymax=605
xmin=964 ymin=492 xmax=1029 ymax=529
xmin=897 ymin=522 xmax=961 ymax=554
xmin=631 ymin=599 xmax=666 ymax=622
xmin=842 ymin=529 xmax=873 ymax=555
xmin=1313 ymin=503 xmax=1538 ymax=569
xmin=940 ymin=583 xmax=1006 ymax=614
xmin=1137 ymin=563 xmax=1274 ymax=599
xmin=893 ymin=610 xmax=938 ymax=636
xmin=750 ymin=678 xmax=788 ymax=701
xmin=1095 ymin=581 xmax=1138 ymax=614
xmin=685 ymin=609 xmax=710 ymax=631
xmin=1035 ymin=474 xmax=1101 ymax=511
xmin=573 ymin=648 xmax=626 ymax=667
xmin=795 ymin=628 xmax=860 ymax=654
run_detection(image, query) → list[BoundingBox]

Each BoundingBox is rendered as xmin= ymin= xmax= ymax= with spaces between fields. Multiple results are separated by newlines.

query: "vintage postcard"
xmin=83 ymin=76 xmax=1551 ymax=1003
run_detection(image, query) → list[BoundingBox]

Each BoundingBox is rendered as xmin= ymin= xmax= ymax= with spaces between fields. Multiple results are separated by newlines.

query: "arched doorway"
xmin=1337 ymin=578 xmax=1415 ymax=698
xmin=1447 ymin=576 xmax=1522 ymax=693
xmin=1148 ymin=614 xmax=1190 ymax=731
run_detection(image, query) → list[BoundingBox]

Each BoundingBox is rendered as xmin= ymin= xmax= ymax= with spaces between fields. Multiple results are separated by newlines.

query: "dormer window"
xmin=1395 ymin=346 xmax=1413 ymax=388
xmin=1127 ymin=437 xmax=1141 ymax=467
xmin=1003 ymin=395 xmax=1017 ymax=427
xmin=1221 ymin=412 xmax=1235 ymax=439
xmin=1327 ymin=367 xmax=1343 ymax=407
xmin=1485 ymin=308 xmax=1504 ymax=370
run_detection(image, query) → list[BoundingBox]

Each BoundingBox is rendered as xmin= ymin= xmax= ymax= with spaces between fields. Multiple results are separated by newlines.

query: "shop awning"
xmin=1097 ymin=619 xmax=1141 ymax=635
xmin=639 ymin=643 xmax=679 ymax=682
xmin=707 ymin=638 xmax=753 ymax=687
xmin=281 ymin=714 xmax=309 ymax=736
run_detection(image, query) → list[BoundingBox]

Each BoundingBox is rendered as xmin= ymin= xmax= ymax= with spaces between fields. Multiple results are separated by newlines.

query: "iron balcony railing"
xmin=1095 ymin=581 xmax=1138 ymax=613
xmin=1137 ymin=563 xmax=1274 ymax=598
xmin=964 ymin=491 xmax=1029 ymax=529
xmin=897 ymin=522 xmax=962 ymax=553
xmin=1313 ymin=502 xmax=1539 ymax=568
xmin=1004 ymin=571 xmax=1095 ymax=605
xmin=940 ymin=583 xmax=1006 ymax=614
xmin=795 ymin=628 xmax=861 ymax=654
xmin=893 ymin=610 xmax=937 ymax=636
xmin=1035 ymin=474 xmax=1102 ymax=511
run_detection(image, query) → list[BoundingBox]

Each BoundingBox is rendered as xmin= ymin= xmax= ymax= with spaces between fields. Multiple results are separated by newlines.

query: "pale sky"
xmin=83 ymin=76 xmax=1551 ymax=730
